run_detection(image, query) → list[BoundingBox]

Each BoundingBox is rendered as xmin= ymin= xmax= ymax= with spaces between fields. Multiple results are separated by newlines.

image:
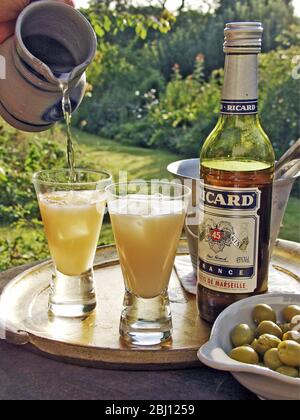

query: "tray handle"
xmin=5 ymin=329 xmax=30 ymax=346
xmin=1 ymin=320 xmax=29 ymax=345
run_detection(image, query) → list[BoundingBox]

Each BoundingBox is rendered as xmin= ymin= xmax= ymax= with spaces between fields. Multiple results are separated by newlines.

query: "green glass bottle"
xmin=198 ymin=22 xmax=275 ymax=323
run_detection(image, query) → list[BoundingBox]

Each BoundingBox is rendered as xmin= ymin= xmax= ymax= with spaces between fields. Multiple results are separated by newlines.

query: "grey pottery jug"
xmin=0 ymin=1 xmax=97 ymax=132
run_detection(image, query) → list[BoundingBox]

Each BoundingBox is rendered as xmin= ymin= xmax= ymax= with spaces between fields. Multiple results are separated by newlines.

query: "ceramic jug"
xmin=0 ymin=1 xmax=97 ymax=132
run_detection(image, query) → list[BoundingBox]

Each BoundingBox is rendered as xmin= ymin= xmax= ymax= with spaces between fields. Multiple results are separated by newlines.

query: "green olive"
xmin=229 ymin=346 xmax=259 ymax=365
xmin=283 ymin=305 xmax=300 ymax=323
xmin=253 ymin=304 xmax=276 ymax=325
xmin=251 ymin=334 xmax=281 ymax=355
xmin=263 ymin=348 xmax=283 ymax=371
xmin=283 ymin=331 xmax=300 ymax=344
xmin=256 ymin=321 xmax=283 ymax=339
xmin=276 ymin=366 xmax=299 ymax=378
xmin=278 ymin=323 xmax=292 ymax=334
xmin=231 ymin=324 xmax=255 ymax=347
xmin=278 ymin=340 xmax=300 ymax=367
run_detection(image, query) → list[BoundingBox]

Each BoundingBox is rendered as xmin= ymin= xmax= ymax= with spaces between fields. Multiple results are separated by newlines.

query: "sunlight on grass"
xmin=279 ymin=196 xmax=300 ymax=243
xmin=72 ymin=128 xmax=179 ymax=181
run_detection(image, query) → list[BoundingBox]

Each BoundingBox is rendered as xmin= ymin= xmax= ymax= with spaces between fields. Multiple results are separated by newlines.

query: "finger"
xmin=0 ymin=20 xmax=16 ymax=44
xmin=0 ymin=0 xmax=76 ymax=44
xmin=57 ymin=0 xmax=76 ymax=7
xmin=0 ymin=0 xmax=75 ymax=24
xmin=0 ymin=1 xmax=30 ymax=22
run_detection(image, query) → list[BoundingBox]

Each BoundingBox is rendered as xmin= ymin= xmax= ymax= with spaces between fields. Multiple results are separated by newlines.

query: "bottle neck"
xmin=220 ymin=54 xmax=258 ymax=118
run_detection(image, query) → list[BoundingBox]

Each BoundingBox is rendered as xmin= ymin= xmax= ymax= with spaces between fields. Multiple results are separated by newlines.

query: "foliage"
xmin=148 ymin=62 xmax=222 ymax=154
xmin=214 ymin=0 xmax=296 ymax=52
xmin=0 ymin=219 xmax=49 ymax=271
xmin=75 ymin=0 xmax=299 ymax=160
xmin=279 ymin=197 xmax=300 ymax=243
xmin=154 ymin=11 xmax=213 ymax=79
xmin=150 ymin=0 xmax=298 ymax=79
xmin=87 ymin=1 xmax=175 ymax=40
xmin=151 ymin=60 xmax=205 ymax=129
xmin=259 ymin=46 xmax=300 ymax=158
xmin=78 ymin=42 xmax=299 ymax=160
xmin=0 ymin=125 xmax=65 ymax=270
xmin=72 ymin=41 xmax=165 ymax=134
xmin=276 ymin=24 xmax=300 ymax=49
xmin=0 ymin=124 xmax=66 ymax=224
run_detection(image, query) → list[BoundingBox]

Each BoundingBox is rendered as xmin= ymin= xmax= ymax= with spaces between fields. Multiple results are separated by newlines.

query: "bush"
xmin=81 ymin=44 xmax=299 ymax=161
xmin=0 ymin=124 xmax=69 ymax=270
xmin=259 ymin=46 xmax=300 ymax=158
xmin=74 ymin=2 xmax=299 ymax=159
xmin=148 ymin=63 xmax=222 ymax=154
xmin=0 ymin=219 xmax=49 ymax=271
xmin=72 ymin=42 xmax=167 ymax=137
xmin=115 ymin=120 xmax=154 ymax=147
xmin=0 ymin=125 xmax=66 ymax=224
xmin=146 ymin=45 xmax=300 ymax=159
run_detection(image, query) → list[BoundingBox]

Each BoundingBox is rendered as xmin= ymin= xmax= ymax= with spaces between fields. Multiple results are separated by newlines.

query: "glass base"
xmin=49 ymin=269 xmax=96 ymax=318
xmin=120 ymin=290 xmax=173 ymax=346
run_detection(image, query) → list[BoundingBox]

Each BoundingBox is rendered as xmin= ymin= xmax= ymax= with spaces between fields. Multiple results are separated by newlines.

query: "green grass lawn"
xmin=73 ymin=128 xmax=179 ymax=180
xmin=279 ymin=196 xmax=300 ymax=243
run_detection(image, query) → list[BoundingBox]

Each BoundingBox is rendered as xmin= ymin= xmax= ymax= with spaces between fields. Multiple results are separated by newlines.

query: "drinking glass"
xmin=33 ymin=169 xmax=112 ymax=318
xmin=106 ymin=181 xmax=191 ymax=346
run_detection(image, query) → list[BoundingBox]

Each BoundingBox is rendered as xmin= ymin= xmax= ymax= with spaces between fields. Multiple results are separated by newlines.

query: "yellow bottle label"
xmin=198 ymin=184 xmax=261 ymax=294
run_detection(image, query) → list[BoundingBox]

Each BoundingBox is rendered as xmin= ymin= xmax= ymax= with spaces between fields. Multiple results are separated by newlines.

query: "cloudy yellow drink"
xmin=39 ymin=191 xmax=106 ymax=276
xmin=109 ymin=196 xmax=185 ymax=299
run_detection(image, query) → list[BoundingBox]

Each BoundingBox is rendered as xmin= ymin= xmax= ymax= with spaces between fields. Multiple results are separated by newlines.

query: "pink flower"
xmin=196 ymin=53 xmax=205 ymax=63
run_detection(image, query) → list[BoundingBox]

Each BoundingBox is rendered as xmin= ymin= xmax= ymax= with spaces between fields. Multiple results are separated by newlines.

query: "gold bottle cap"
xmin=224 ymin=22 xmax=263 ymax=54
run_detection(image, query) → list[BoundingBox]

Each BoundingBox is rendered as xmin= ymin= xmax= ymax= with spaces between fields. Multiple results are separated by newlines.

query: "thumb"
xmin=0 ymin=20 xmax=16 ymax=44
xmin=0 ymin=1 xmax=30 ymax=22
xmin=54 ymin=0 xmax=76 ymax=6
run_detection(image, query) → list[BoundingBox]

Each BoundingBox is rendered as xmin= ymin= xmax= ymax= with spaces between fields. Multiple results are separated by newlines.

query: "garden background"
xmin=0 ymin=0 xmax=299 ymax=270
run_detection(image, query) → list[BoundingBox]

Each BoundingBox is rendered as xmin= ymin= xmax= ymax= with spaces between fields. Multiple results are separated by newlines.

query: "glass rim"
xmin=105 ymin=181 xmax=192 ymax=200
xmin=32 ymin=168 xmax=112 ymax=187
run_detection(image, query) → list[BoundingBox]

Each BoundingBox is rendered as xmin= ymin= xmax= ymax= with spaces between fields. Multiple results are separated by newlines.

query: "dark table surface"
xmin=0 ymin=341 xmax=257 ymax=401
xmin=0 ymin=265 xmax=257 ymax=401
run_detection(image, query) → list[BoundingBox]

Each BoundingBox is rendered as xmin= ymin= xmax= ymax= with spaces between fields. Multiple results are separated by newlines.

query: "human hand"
xmin=0 ymin=0 xmax=75 ymax=44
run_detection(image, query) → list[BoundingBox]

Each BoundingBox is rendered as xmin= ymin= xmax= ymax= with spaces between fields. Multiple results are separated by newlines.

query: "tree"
xmin=214 ymin=0 xmax=297 ymax=52
xmin=86 ymin=0 xmax=175 ymax=40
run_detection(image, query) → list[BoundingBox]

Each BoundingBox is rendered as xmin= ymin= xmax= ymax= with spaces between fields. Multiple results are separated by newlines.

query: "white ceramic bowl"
xmin=198 ymin=293 xmax=300 ymax=400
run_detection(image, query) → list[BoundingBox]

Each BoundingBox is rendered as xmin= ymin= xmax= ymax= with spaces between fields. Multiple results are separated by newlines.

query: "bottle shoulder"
xmin=200 ymin=115 xmax=275 ymax=168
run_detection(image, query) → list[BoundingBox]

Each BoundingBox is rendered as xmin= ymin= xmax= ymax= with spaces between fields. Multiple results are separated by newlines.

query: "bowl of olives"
xmin=198 ymin=293 xmax=300 ymax=400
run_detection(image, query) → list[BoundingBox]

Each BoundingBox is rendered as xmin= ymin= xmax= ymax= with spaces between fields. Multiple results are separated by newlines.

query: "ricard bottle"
xmin=198 ymin=22 xmax=275 ymax=323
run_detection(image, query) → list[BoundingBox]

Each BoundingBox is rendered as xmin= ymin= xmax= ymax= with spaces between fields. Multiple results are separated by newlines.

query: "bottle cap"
xmin=224 ymin=22 xmax=263 ymax=54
